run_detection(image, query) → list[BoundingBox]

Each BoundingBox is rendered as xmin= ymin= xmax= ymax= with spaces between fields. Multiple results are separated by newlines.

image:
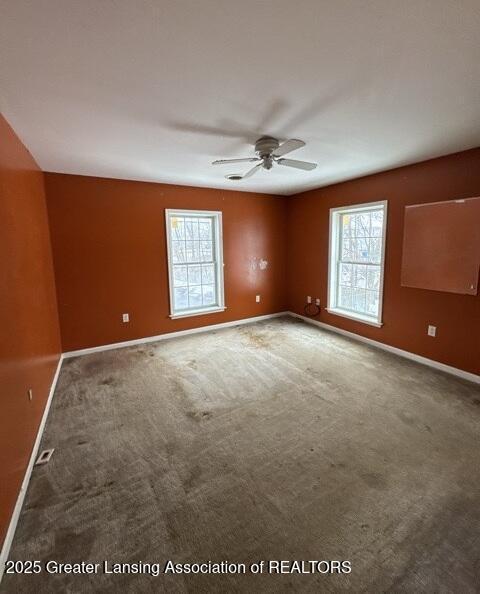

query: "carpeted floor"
xmin=2 ymin=316 xmax=480 ymax=593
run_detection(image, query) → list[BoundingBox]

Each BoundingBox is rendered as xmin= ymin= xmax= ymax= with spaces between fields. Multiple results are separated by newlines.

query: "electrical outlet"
xmin=306 ymin=296 xmax=312 ymax=304
xmin=315 ymin=298 xmax=320 ymax=306
xmin=122 ymin=313 xmax=130 ymax=323
xmin=255 ymin=295 xmax=261 ymax=303
xmin=427 ymin=325 xmax=436 ymax=337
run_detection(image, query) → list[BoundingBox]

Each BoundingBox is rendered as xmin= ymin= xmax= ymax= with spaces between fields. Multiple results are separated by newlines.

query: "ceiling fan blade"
xmin=276 ymin=158 xmax=317 ymax=171
xmin=212 ymin=157 xmax=260 ymax=165
xmin=242 ymin=163 xmax=263 ymax=179
xmin=272 ymin=139 xmax=305 ymax=157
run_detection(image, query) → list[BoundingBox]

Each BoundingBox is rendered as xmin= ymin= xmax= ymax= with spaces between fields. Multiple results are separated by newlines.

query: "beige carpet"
xmin=2 ymin=317 xmax=480 ymax=593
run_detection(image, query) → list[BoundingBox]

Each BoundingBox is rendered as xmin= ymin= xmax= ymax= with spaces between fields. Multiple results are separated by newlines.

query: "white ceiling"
xmin=1 ymin=1 xmax=479 ymax=196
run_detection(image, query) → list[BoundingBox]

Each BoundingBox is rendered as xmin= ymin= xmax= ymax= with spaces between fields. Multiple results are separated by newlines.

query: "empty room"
xmin=1 ymin=1 xmax=479 ymax=592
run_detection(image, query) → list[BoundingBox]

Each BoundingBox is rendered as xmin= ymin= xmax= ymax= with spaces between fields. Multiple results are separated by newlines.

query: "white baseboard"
xmin=0 ymin=355 xmax=64 ymax=584
xmin=288 ymin=312 xmax=480 ymax=385
xmin=63 ymin=312 xmax=290 ymax=358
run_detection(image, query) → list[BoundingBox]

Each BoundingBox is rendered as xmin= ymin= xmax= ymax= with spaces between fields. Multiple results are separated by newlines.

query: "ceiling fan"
xmin=212 ymin=136 xmax=317 ymax=180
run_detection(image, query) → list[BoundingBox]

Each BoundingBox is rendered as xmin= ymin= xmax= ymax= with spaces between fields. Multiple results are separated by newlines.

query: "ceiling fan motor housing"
xmin=255 ymin=136 xmax=279 ymax=157
xmin=255 ymin=136 xmax=279 ymax=170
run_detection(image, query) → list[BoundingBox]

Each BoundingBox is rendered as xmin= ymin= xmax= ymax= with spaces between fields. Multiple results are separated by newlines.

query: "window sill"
xmin=326 ymin=308 xmax=383 ymax=328
xmin=170 ymin=306 xmax=226 ymax=320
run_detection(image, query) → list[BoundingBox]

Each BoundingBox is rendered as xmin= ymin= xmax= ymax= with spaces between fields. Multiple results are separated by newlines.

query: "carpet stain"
xmin=83 ymin=359 xmax=106 ymax=374
xmin=183 ymin=464 xmax=203 ymax=492
xmin=186 ymin=410 xmax=212 ymax=422
xmin=360 ymin=472 xmax=388 ymax=490
xmin=54 ymin=528 xmax=96 ymax=562
xmin=240 ymin=327 xmax=270 ymax=348
xmin=100 ymin=376 xmax=116 ymax=386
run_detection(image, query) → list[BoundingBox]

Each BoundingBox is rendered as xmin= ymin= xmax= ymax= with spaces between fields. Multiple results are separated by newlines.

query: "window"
xmin=328 ymin=201 xmax=387 ymax=327
xmin=165 ymin=209 xmax=225 ymax=318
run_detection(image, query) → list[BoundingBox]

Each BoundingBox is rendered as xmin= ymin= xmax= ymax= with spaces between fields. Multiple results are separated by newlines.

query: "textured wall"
xmin=0 ymin=114 xmax=61 ymax=546
xmin=45 ymin=173 xmax=288 ymax=351
xmin=288 ymin=148 xmax=480 ymax=375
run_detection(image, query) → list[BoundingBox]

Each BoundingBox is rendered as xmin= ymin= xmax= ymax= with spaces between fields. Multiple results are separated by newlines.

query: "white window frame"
xmin=327 ymin=200 xmax=388 ymax=328
xmin=165 ymin=209 xmax=225 ymax=319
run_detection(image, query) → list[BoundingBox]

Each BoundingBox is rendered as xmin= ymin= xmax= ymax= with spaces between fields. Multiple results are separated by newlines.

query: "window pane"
xmin=173 ymin=265 xmax=187 ymax=287
xmin=202 ymin=264 xmax=215 ymax=284
xmin=356 ymin=213 xmax=371 ymax=237
xmin=371 ymin=210 xmax=384 ymax=236
xmin=188 ymin=285 xmax=202 ymax=308
xmin=356 ymin=238 xmax=370 ymax=262
xmin=199 ymin=240 xmax=213 ymax=262
xmin=199 ymin=219 xmax=212 ymax=239
xmin=342 ymin=214 xmax=352 ymax=238
xmin=185 ymin=240 xmax=200 ymax=263
xmin=353 ymin=264 xmax=367 ymax=288
xmin=367 ymin=266 xmax=380 ymax=290
xmin=170 ymin=217 xmax=185 ymax=240
xmin=366 ymin=290 xmax=378 ymax=316
xmin=185 ymin=218 xmax=199 ymax=240
xmin=187 ymin=265 xmax=201 ymax=285
xmin=369 ymin=238 xmax=382 ymax=263
xmin=174 ymin=287 xmax=188 ymax=310
xmin=353 ymin=288 xmax=366 ymax=312
xmin=349 ymin=214 xmax=357 ymax=237
xmin=172 ymin=240 xmax=186 ymax=264
xmin=338 ymin=286 xmax=352 ymax=310
xmin=340 ymin=263 xmax=352 ymax=286
xmin=202 ymin=284 xmax=216 ymax=306
xmin=342 ymin=239 xmax=353 ymax=261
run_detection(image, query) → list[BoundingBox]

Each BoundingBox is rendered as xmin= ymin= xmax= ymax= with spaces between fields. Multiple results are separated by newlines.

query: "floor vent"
xmin=35 ymin=448 xmax=55 ymax=466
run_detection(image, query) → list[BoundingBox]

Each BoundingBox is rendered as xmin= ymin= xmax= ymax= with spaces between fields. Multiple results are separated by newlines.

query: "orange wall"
xmin=288 ymin=148 xmax=480 ymax=375
xmin=45 ymin=173 xmax=288 ymax=351
xmin=0 ymin=115 xmax=61 ymax=546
